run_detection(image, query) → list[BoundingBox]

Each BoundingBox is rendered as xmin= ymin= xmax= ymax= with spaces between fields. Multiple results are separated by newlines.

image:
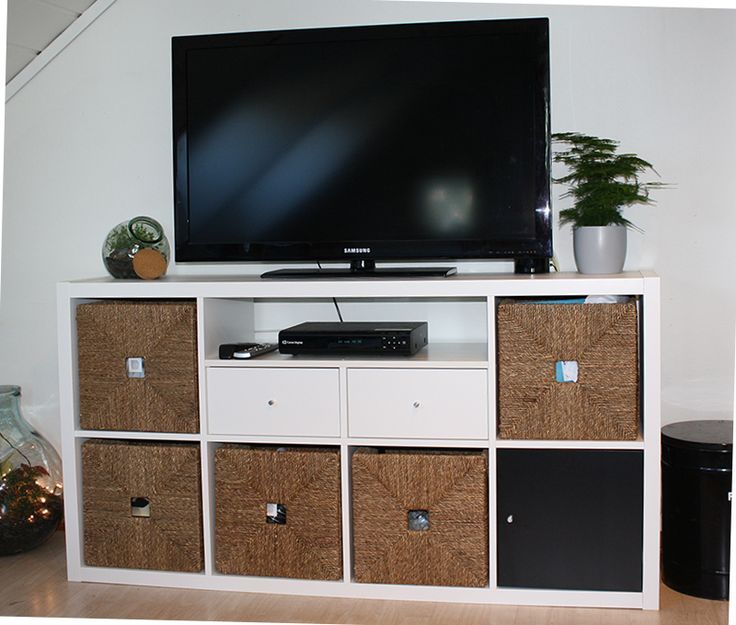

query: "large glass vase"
xmin=0 ymin=386 xmax=63 ymax=555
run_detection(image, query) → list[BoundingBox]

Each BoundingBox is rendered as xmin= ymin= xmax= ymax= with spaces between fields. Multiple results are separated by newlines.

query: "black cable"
xmin=317 ymin=262 xmax=344 ymax=322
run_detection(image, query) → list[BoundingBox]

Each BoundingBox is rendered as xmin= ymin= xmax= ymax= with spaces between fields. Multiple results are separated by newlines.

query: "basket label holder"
xmin=408 ymin=509 xmax=430 ymax=531
xmin=131 ymin=497 xmax=151 ymax=518
xmin=555 ymin=360 xmax=579 ymax=383
xmin=126 ymin=357 xmax=145 ymax=379
xmin=266 ymin=502 xmax=287 ymax=524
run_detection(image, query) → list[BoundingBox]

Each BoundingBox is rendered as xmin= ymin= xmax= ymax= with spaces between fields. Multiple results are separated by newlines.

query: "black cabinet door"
xmin=497 ymin=449 xmax=643 ymax=591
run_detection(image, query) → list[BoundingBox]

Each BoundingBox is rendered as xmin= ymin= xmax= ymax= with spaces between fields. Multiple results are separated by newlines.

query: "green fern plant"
xmin=552 ymin=132 xmax=667 ymax=231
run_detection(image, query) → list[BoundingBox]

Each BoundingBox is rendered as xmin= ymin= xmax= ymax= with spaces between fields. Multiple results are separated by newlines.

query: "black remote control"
xmin=219 ymin=343 xmax=278 ymax=359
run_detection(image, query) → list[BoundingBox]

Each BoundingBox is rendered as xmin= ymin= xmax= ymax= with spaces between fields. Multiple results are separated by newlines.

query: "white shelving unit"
xmin=56 ymin=270 xmax=661 ymax=609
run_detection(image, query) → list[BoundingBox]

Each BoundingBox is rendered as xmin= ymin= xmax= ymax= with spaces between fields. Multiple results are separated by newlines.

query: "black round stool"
xmin=662 ymin=420 xmax=732 ymax=599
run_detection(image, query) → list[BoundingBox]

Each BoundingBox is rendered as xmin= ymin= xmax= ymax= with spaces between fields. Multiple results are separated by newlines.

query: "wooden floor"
xmin=0 ymin=531 xmax=728 ymax=624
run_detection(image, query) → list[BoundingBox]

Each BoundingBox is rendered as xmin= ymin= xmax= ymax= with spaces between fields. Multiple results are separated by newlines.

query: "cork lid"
xmin=132 ymin=248 xmax=167 ymax=280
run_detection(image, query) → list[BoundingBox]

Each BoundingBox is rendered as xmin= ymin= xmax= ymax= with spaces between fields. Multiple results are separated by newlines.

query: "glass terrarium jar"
xmin=0 ymin=386 xmax=63 ymax=555
xmin=102 ymin=216 xmax=170 ymax=279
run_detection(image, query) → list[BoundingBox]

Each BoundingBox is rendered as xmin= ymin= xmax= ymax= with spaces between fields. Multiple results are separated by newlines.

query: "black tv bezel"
xmin=171 ymin=17 xmax=552 ymax=267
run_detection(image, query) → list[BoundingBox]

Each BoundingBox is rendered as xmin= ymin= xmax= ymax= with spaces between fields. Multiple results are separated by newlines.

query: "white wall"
xmin=1 ymin=0 xmax=735 ymax=450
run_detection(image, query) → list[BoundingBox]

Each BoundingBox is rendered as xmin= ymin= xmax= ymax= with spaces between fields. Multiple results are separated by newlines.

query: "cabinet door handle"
xmin=413 ymin=401 xmax=421 ymax=408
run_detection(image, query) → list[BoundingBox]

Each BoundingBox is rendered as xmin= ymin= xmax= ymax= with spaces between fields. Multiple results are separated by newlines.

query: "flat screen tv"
xmin=172 ymin=17 xmax=551 ymax=277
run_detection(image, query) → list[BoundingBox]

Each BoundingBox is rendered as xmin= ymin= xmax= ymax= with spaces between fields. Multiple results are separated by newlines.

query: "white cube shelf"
xmin=57 ymin=271 xmax=660 ymax=609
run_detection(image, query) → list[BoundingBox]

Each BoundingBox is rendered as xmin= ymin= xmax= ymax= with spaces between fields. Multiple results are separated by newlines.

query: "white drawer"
xmin=206 ymin=367 xmax=340 ymax=437
xmin=347 ymin=368 xmax=489 ymax=439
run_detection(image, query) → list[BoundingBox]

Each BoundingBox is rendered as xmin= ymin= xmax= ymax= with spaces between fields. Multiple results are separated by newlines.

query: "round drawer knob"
xmin=267 ymin=399 xmax=276 ymax=407
xmin=506 ymin=514 xmax=514 ymax=524
xmin=413 ymin=401 xmax=421 ymax=408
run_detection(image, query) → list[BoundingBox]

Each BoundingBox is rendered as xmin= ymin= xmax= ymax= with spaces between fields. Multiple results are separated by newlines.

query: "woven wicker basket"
xmin=215 ymin=445 xmax=342 ymax=580
xmin=76 ymin=300 xmax=199 ymax=433
xmin=352 ymin=448 xmax=488 ymax=587
xmin=497 ymin=299 xmax=639 ymax=440
xmin=82 ymin=440 xmax=203 ymax=572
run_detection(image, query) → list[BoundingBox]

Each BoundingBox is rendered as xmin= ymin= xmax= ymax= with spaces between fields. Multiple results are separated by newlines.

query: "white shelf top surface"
xmin=60 ymin=271 xmax=656 ymax=299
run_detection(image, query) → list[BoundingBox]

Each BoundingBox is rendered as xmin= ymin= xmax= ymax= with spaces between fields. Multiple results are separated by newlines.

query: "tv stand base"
xmin=261 ymin=266 xmax=458 ymax=279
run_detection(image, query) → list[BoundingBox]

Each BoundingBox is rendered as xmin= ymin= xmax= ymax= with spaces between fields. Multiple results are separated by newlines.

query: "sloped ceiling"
xmin=6 ymin=0 xmax=97 ymax=83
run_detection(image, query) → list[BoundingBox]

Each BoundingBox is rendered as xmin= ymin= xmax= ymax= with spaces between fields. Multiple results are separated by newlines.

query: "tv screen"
xmin=172 ymin=17 xmax=551 ymax=275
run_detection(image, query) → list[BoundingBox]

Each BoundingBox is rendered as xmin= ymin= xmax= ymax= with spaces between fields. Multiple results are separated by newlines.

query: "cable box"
xmin=278 ymin=322 xmax=428 ymax=356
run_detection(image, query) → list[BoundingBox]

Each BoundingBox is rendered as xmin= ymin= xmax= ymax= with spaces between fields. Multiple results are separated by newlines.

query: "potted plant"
xmin=552 ymin=132 xmax=667 ymax=274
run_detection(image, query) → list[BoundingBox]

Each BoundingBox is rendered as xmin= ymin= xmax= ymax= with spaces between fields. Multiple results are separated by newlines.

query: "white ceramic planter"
xmin=573 ymin=225 xmax=627 ymax=274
